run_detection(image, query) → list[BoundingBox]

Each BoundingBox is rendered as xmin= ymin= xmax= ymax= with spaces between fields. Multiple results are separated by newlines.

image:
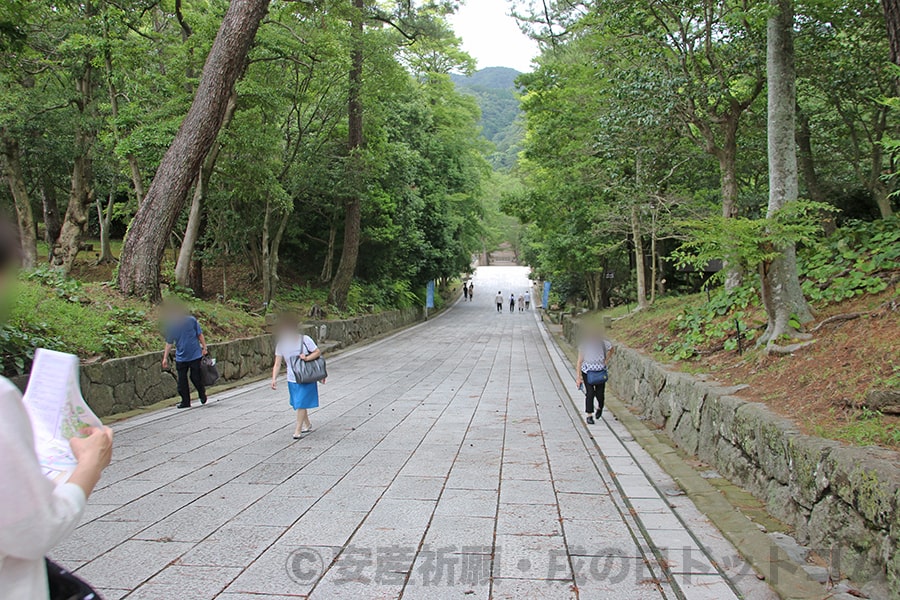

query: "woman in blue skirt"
xmin=270 ymin=314 xmax=321 ymax=439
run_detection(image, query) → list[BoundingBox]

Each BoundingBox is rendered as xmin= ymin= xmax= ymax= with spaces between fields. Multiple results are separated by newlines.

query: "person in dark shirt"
xmin=161 ymin=301 xmax=209 ymax=408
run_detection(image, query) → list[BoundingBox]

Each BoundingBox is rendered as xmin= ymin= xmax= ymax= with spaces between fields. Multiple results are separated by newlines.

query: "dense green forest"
xmin=1 ymin=0 xmax=899 ymax=364
xmin=0 ymin=0 xmax=493 ymax=311
xmin=452 ymin=67 xmax=524 ymax=170
xmin=506 ymin=0 xmax=898 ymax=349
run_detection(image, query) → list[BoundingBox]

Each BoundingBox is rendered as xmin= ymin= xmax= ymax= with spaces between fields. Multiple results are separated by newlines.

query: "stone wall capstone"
xmin=563 ymin=317 xmax=900 ymax=595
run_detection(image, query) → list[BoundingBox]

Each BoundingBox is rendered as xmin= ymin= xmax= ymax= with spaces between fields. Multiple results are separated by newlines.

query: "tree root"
xmin=810 ymin=312 xmax=865 ymax=332
xmin=766 ymin=340 xmax=816 ymax=354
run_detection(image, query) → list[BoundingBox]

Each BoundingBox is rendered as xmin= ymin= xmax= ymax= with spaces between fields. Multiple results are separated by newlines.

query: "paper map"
xmin=22 ymin=348 xmax=103 ymax=483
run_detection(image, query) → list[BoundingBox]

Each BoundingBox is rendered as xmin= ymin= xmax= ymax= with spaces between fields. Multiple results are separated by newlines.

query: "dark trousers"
xmin=496 ymin=302 xmax=503 ymax=312
xmin=584 ymin=380 xmax=606 ymax=416
xmin=176 ymin=358 xmax=207 ymax=406
xmin=509 ymin=301 xmax=515 ymax=312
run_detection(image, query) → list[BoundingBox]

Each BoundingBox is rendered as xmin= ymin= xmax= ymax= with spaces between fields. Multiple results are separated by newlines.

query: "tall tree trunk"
xmin=796 ymin=105 xmax=835 ymax=234
xmin=585 ymin=272 xmax=601 ymax=310
xmin=54 ymin=124 xmax=95 ymax=275
xmin=631 ymin=205 xmax=648 ymax=310
xmin=649 ymin=205 xmax=658 ymax=304
xmin=600 ymin=264 xmax=609 ymax=309
xmin=328 ymin=0 xmax=365 ymax=309
xmin=796 ymin=107 xmax=825 ymax=205
xmin=128 ymin=157 xmax=145 ymax=206
xmin=719 ymin=119 xmax=740 ymax=221
xmin=882 ymin=0 xmax=900 ymax=66
xmin=320 ymin=218 xmax=336 ymax=282
xmin=259 ymin=199 xmax=290 ymax=307
xmin=117 ymin=0 xmax=269 ymax=301
xmin=872 ymin=183 xmax=893 ymax=219
xmin=1 ymin=134 xmax=38 ymax=269
xmin=40 ymin=174 xmax=62 ymax=256
xmin=760 ymin=0 xmax=813 ymax=348
xmin=175 ymin=177 xmax=205 ymax=287
xmin=96 ymin=183 xmax=116 ymax=264
xmin=260 ymin=200 xmax=273 ymax=307
xmin=656 ymin=254 xmax=667 ymax=298
xmin=189 ymin=257 xmax=203 ymax=296
xmin=267 ymin=211 xmax=289 ymax=307
xmin=718 ymin=117 xmax=743 ymax=289
xmin=867 ymin=108 xmax=893 ymax=218
xmin=174 ymin=93 xmax=236 ymax=288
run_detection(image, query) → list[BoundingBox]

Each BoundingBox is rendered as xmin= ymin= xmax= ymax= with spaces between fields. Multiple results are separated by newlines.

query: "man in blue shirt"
xmin=161 ymin=302 xmax=209 ymax=409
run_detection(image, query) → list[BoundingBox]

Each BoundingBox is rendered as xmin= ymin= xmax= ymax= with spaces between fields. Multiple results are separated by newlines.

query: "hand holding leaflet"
xmin=22 ymin=348 xmax=103 ymax=482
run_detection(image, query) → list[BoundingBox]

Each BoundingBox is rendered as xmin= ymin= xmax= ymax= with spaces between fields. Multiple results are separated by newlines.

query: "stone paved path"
xmin=55 ymin=267 xmax=777 ymax=599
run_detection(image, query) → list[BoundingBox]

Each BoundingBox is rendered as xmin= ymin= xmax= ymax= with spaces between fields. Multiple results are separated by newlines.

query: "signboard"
xmin=426 ymin=280 xmax=435 ymax=309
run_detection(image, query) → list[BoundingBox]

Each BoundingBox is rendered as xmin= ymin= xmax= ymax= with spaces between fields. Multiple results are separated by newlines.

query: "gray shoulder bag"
xmin=290 ymin=338 xmax=327 ymax=383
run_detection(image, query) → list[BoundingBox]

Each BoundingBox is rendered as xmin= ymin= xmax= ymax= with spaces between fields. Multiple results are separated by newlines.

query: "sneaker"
xmin=586 ymin=416 xmax=595 ymax=425
xmin=175 ymin=403 xmax=191 ymax=409
xmin=595 ymin=410 xmax=602 ymax=420
xmin=200 ymin=397 xmax=208 ymax=405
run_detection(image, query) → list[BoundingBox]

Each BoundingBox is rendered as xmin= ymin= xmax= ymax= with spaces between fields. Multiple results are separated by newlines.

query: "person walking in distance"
xmin=509 ymin=293 xmax=516 ymax=313
xmin=517 ymin=293 xmax=525 ymax=312
xmin=468 ymin=282 xmax=474 ymax=301
xmin=524 ymin=290 xmax=531 ymax=310
xmin=495 ymin=291 xmax=503 ymax=313
xmin=271 ymin=314 xmax=321 ymax=439
xmin=463 ymin=282 xmax=469 ymax=302
xmin=162 ymin=300 xmax=209 ymax=409
xmin=575 ymin=323 xmax=615 ymax=424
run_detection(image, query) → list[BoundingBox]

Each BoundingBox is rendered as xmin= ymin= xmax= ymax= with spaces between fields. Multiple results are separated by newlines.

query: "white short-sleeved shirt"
xmin=580 ymin=339 xmax=613 ymax=373
xmin=0 ymin=378 xmax=87 ymax=599
xmin=275 ymin=334 xmax=319 ymax=384
xmin=496 ymin=294 xmax=503 ymax=304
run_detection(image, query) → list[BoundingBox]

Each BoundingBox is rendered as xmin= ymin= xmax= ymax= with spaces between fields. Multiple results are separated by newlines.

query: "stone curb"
xmin=546 ymin=324 xmax=830 ymax=600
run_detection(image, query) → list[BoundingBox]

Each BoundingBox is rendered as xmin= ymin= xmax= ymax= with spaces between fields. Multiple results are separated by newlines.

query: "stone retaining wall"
xmin=306 ymin=307 xmax=426 ymax=347
xmin=563 ymin=318 xmax=900 ymax=594
xmin=15 ymin=306 xmax=432 ymax=418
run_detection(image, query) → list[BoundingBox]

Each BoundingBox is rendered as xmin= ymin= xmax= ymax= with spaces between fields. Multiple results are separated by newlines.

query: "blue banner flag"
xmin=542 ymin=281 xmax=551 ymax=309
xmin=426 ymin=280 xmax=435 ymax=309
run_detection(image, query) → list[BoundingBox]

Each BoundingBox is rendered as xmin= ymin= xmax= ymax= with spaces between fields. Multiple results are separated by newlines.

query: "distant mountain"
xmin=452 ymin=67 xmax=524 ymax=170
xmin=451 ymin=66 xmax=521 ymax=91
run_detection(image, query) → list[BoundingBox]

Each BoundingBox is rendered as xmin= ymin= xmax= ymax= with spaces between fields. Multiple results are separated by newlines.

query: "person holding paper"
xmin=161 ymin=301 xmax=209 ymax=409
xmin=0 ymin=220 xmax=114 ymax=598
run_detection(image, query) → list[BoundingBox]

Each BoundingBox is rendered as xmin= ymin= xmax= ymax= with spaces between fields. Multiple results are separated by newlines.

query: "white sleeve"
xmin=274 ymin=340 xmax=284 ymax=358
xmin=605 ymin=340 xmax=613 ymax=352
xmin=303 ymin=336 xmax=319 ymax=352
xmin=0 ymin=381 xmax=86 ymax=560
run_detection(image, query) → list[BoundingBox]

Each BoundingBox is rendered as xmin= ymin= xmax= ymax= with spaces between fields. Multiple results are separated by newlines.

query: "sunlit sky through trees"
xmin=447 ymin=0 xmax=539 ymax=72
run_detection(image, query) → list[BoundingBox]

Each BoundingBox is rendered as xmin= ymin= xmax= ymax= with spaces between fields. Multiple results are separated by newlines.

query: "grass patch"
xmin=589 ymin=287 xmax=900 ymax=450
xmin=817 ymin=409 xmax=900 ymax=447
xmin=4 ymin=270 xmax=266 ymax=376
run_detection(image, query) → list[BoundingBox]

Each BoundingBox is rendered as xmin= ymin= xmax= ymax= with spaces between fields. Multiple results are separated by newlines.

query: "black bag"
xmin=200 ymin=355 xmax=220 ymax=387
xmin=289 ymin=339 xmax=327 ymax=383
xmin=47 ymin=559 xmax=102 ymax=600
xmin=585 ymin=369 xmax=609 ymax=385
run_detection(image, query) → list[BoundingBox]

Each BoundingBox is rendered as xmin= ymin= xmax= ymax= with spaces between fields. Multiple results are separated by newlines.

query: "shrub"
xmin=0 ymin=322 xmax=65 ymax=376
xmin=662 ymin=284 xmax=760 ymax=360
xmin=799 ymin=217 xmax=899 ymax=304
